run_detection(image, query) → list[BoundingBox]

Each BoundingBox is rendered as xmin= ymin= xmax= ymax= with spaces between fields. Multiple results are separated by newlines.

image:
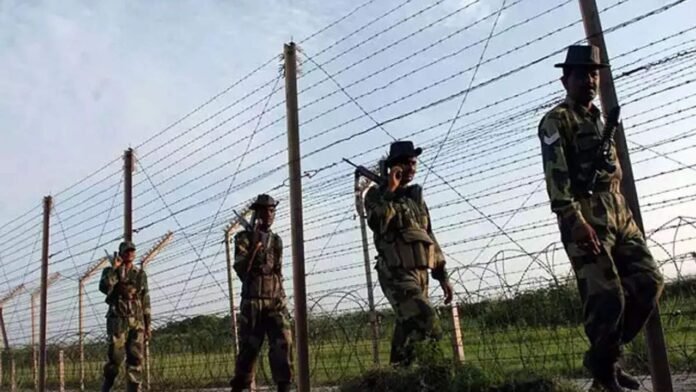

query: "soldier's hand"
xmin=573 ymin=222 xmax=602 ymax=255
xmin=112 ymin=252 xmax=123 ymax=270
xmin=251 ymin=220 xmax=261 ymax=250
xmin=388 ymin=165 xmax=403 ymax=192
xmin=440 ymin=280 xmax=454 ymax=305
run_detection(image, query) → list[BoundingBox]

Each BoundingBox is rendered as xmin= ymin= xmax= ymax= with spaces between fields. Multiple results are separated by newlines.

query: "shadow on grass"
xmin=339 ymin=363 xmax=582 ymax=392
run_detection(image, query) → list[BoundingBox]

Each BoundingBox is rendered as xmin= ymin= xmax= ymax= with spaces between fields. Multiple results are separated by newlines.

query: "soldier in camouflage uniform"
xmin=539 ymin=45 xmax=664 ymax=392
xmin=99 ymin=241 xmax=151 ymax=392
xmin=364 ymin=141 xmax=454 ymax=367
xmin=230 ymin=194 xmax=293 ymax=392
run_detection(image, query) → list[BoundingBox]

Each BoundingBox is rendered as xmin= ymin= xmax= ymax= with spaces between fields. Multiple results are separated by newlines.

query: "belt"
xmin=592 ymin=182 xmax=618 ymax=193
xmin=574 ymin=182 xmax=620 ymax=198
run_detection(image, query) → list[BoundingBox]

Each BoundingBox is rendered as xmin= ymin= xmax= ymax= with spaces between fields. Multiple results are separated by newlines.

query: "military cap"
xmin=385 ymin=141 xmax=422 ymax=166
xmin=555 ymin=45 xmax=609 ymax=69
xmin=118 ymin=241 xmax=136 ymax=255
xmin=250 ymin=194 xmax=278 ymax=210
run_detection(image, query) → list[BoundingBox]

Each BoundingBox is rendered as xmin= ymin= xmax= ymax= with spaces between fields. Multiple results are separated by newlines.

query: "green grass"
xmin=339 ymin=363 xmax=584 ymax=392
xmin=3 ymin=313 xmax=692 ymax=390
xmin=2 ymin=283 xmax=695 ymax=390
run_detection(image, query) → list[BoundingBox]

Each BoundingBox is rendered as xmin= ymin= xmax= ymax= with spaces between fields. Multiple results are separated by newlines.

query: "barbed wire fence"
xmin=1 ymin=0 xmax=696 ymax=390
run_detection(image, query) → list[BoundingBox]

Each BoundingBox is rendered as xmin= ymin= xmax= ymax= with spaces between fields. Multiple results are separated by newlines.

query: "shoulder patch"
xmin=543 ymin=132 xmax=560 ymax=145
xmin=539 ymin=105 xmax=566 ymax=145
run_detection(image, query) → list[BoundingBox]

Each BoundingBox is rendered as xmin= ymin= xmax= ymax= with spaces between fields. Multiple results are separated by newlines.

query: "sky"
xmin=1 ymin=0 xmax=696 ymax=348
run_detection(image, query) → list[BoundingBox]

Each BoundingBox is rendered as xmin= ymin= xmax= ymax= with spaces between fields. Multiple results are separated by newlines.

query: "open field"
xmin=3 ymin=302 xmax=694 ymax=391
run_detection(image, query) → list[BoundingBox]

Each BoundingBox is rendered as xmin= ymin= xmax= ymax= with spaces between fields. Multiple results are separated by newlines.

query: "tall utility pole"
xmin=38 ymin=196 xmax=52 ymax=392
xmin=124 ymin=148 xmax=135 ymax=242
xmin=78 ymin=257 xmax=109 ymax=392
xmin=578 ymin=1 xmax=673 ymax=391
xmin=353 ymin=172 xmax=380 ymax=365
xmin=283 ymin=42 xmax=310 ymax=392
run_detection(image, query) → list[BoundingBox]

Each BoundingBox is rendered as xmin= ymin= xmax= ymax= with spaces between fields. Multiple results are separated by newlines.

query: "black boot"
xmin=126 ymin=381 xmax=141 ymax=392
xmin=615 ymin=366 xmax=640 ymax=390
xmin=230 ymin=378 xmax=250 ymax=392
xmin=101 ymin=376 xmax=115 ymax=392
xmin=277 ymin=382 xmax=291 ymax=392
xmin=583 ymin=351 xmax=625 ymax=392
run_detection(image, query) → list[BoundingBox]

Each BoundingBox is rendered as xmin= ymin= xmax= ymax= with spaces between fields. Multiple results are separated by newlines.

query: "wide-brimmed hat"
xmin=250 ymin=194 xmax=278 ymax=210
xmin=554 ymin=45 xmax=609 ymax=69
xmin=385 ymin=141 xmax=422 ymax=166
xmin=118 ymin=241 xmax=136 ymax=255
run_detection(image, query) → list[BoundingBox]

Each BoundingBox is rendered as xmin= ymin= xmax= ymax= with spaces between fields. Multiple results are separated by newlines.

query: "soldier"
xmin=230 ymin=194 xmax=293 ymax=392
xmin=364 ymin=141 xmax=454 ymax=367
xmin=538 ymin=45 xmax=664 ymax=391
xmin=99 ymin=241 xmax=151 ymax=392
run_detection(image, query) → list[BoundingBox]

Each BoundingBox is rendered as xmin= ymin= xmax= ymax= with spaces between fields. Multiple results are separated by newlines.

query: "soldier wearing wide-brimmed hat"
xmin=538 ymin=45 xmax=663 ymax=391
xmin=364 ymin=140 xmax=454 ymax=367
xmin=230 ymin=194 xmax=293 ymax=392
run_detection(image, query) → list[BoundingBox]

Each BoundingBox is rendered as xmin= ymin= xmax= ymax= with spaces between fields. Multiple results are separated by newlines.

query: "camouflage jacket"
xmin=233 ymin=229 xmax=286 ymax=299
xmin=538 ymin=96 xmax=622 ymax=232
xmin=364 ymin=184 xmax=447 ymax=281
xmin=99 ymin=265 xmax=151 ymax=327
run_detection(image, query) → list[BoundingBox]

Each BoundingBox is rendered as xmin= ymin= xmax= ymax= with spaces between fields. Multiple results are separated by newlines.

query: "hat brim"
xmin=250 ymin=202 xmax=279 ymax=210
xmin=554 ymin=62 xmax=610 ymax=69
xmin=386 ymin=147 xmax=423 ymax=166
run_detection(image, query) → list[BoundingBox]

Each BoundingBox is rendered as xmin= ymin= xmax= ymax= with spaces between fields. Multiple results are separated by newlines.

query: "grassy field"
xmin=3 ymin=282 xmax=695 ymax=390
xmin=3 ymin=316 xmax=693 ymax=390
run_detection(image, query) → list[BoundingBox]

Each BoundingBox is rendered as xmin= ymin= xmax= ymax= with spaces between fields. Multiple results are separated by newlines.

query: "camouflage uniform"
xmin=99 ymin=259 xmax=150 ymax=391
xmin=230 ymin=229 xmax=293 ymax=391
xmin=539 ymin=97 xmax=664 ymax=368
xmin=365 ymin=184 xmax=447 ymax=366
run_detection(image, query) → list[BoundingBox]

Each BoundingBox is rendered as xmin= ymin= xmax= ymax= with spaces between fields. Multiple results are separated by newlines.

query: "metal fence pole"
xmin=59 ymin=350 xmax=65 ymax=392
xmin=283 ymin=41 xmax=310 ymax=392
xmin=38 ymin=196 xmax=52 ymax=392
xmin=11 ymin=356 xmax=16 ymax=392
xmin=354 ymin=176 xmax=380 ymax=365
xmin=224 ymin=227 xmax=240 ymax=355
xmin=450 ymin=303 xmax=465 ymax=362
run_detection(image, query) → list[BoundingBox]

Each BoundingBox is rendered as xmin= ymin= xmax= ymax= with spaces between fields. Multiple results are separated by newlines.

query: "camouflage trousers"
xmin=377 ymin=264 xmax=442 ymax=366
xmin=231 ymin=298 xmax=293 ymax=389
xmin=561 ymin=191 xmax=663 ymax=364
xmin=103 ymin=316 xmax=144 ymax=385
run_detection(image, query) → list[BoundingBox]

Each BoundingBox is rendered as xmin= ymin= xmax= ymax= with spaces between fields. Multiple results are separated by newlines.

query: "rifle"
xmin=343 ymin=158 xmax=387 ymax=186
xmin=233 ymin=209 xmax=262 ymax=276
xmin=103 ymin=249 xmax=130 ymax=312
xmin=587 ymin=106 xmax=621 ymax=195
xmin=233 ymin=209 xmax=254 ymax=232
xmin=104 ymin=250 xmax=125 ymax=281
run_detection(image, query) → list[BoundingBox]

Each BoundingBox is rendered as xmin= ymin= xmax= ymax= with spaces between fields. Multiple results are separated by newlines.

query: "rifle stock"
xmin=587 ymin=106 xmax=621 ymax=194
xmin=343 ymin=158 xmax=386 ymax=186
xmin=233 ymin=210 xmax=254 ymax=232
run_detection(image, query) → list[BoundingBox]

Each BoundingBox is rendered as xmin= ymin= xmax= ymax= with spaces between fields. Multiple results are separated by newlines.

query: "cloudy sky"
xmin=1 ymin=0 xmax=696 ymax=346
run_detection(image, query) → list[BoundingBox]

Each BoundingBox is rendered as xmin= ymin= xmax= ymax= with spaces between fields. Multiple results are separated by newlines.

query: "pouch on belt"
xmin=380 ymin=228 xmax=434 ymax=269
